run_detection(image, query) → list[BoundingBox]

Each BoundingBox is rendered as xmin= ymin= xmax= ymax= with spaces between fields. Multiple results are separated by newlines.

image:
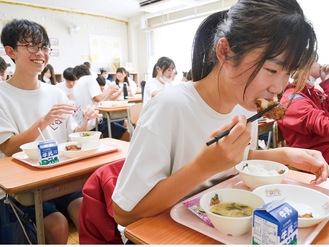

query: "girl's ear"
xmin=4 ymin=46 xmax=16 ymax=60
xmin=216 ymin=38 xmax=231 ymax=64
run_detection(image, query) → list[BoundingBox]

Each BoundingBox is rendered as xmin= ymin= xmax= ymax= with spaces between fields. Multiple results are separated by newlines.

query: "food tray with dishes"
xmin=12 ymin=140 xmax=120 ymax=169
xmin=170 ymin=174 xmax=329 ymax=245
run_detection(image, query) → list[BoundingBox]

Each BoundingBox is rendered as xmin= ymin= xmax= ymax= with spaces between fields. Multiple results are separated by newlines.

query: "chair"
xmin=272 ymin=121 xmax=285 ymax=148
xmin=79 ymin=159 xmax=125 ymax=244
xmin=127 ymin=103 xmax=143 ymax=140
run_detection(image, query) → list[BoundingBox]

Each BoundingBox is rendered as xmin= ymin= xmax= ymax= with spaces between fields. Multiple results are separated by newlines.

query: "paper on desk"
xmin=182 ymin=197 xmax=214 ymax=227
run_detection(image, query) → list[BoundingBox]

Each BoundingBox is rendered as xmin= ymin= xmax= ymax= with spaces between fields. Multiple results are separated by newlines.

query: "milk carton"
xmin=38 ymin=140 xmax=59 ymax=165
xmin=252 ymin=199 xmax=298 ymax=245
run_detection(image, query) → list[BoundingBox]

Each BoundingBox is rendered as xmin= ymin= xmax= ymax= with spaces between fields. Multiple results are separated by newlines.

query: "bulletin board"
xmin=89 ymin=34 xmax=122 ymax=69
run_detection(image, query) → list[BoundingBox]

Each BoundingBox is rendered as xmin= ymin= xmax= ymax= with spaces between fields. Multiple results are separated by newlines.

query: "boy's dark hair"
xmin=83 ymin=62 xmax=91 ymax=69
xmin=100 ymin=68 xmax=107 ymax=74
xmin=73 ymin=64 xmax=91 ymax=80
xmin=0 ymin=56 xmax=7 ymax=74
xmin=63 ymin=67 xmax=77 ymax=81
xmin=1 ymin=19 xmax=50 ymax=63
xmin=96 ymin=76 xmax=106 ymax=86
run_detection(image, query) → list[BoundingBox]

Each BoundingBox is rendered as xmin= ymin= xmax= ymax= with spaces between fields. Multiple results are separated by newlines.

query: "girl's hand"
xmin=195 ymin=115 xmax=252 ymax=176
xmin=283 ymin=147 xmax=328 ymax=184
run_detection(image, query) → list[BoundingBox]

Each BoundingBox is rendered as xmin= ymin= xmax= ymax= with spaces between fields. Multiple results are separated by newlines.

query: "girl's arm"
xmin=248 ymin=148 xmax=328 ymax=184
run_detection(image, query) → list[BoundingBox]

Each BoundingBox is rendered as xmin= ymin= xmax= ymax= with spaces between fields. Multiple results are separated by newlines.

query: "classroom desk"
xmin=96 ymin=105 xmax=130 ymax=138
xmin=258 ymin=118 xmax=275 ymax=149
xmin=128 ymin=95 xmax=142 ymax=103
xmin=258 ymin=118 xmax=275 ymax=136
xmin=124 ymin=170 xmax=329 ymax=244
xmin=0 ymin=138 xmax=129 ymax=244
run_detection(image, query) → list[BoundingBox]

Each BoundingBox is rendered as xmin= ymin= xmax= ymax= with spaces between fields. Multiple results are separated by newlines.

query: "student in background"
xmin=99 ymin=68 xmax=112 ymax=84
xmin=0 ymin=19 xmax=102 ymax=244
xmin=111 ymin=67 xmax=135 ymax=101
xmin=73 ymin=64 xmax=130 ymax=141
xmin=41 ymin=63 xmax=57 ymax=85
xmin=56 ymin=67 xmax=77 ymax=100
xmin=112 ymin=0 xmax=327 ymax=235
xmin=83 ymin=61 xmax=98 ymax=78
xmin=278 ymin=58 xmax=329 ymax=163
xmin=0 ymin=56 xmax=7 ymax=81
xmin=96 ymin=75 xmax=106 ymax=92
xmin=143 ymin=56 xmax=176 ymax=106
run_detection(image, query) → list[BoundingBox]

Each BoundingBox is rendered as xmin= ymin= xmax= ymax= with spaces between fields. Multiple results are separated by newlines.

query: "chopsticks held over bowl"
xmin=206 ymin=102 xmax=280 ymax=146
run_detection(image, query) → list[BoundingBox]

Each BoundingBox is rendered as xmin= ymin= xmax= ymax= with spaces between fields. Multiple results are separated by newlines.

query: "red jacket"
xmin=79 ymin=159 xmax=124 ymax=244
xmin=278 ymin=79 xmax=329 ymax=163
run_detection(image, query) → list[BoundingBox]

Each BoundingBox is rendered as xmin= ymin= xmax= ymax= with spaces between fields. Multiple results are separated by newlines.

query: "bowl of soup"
xmin=69 ymin=131 xmax=102 ymax=144
xmin=199 ymin=189 xmax=265 ymax=236
xmin=235 ymin=160 xmax=288 ymax=190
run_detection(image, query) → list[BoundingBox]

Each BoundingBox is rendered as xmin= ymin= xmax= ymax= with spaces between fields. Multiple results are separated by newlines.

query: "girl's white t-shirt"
xmin=113 ymin=82 xmax=258 ymax=212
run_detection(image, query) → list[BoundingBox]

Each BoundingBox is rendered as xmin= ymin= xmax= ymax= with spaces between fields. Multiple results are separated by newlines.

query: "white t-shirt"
xmin=56 ymin=81 xmax=74 ymax=99
xmin=143 ymin=78 xmax=175 ymax=106
xmin=0 ymin=81 xmax=77 ymax=158
xmin=73 ymin=75 xmax=102 ymax=130
xmin=112 ymin=82 xmax=258 ymax=212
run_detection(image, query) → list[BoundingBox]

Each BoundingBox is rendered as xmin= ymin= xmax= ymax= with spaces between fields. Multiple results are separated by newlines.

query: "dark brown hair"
xmin=192 ymin=0 xmax=317 ymax=97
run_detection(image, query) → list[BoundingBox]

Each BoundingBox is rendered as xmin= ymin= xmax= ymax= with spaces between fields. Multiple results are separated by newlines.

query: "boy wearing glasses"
xmin=0 ymin=19 xmax=101 ymax=243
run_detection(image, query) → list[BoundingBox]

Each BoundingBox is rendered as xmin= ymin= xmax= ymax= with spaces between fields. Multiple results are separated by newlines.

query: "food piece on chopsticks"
xmin=255 ymin=98 xmax=286 ymax=120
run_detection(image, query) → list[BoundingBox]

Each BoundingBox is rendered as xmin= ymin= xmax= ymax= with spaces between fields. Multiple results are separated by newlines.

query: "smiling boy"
xmin=0 ymin=19 xmax=101 ymax=243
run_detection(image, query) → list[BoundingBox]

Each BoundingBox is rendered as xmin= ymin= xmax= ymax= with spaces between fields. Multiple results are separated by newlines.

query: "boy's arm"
xmin=0 ymin=104 xmax=76 ymax=157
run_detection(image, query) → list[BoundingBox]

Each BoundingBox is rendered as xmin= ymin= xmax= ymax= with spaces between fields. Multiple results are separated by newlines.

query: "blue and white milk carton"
xmin=252 ymin=199 xmax=298 ymax=245
xmin=38 ymin=140 xmax=59 ymax=165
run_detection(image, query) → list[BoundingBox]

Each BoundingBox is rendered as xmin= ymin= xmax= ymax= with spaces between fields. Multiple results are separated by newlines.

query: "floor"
xmin=67 ymin=223 xmax=79 ymax=244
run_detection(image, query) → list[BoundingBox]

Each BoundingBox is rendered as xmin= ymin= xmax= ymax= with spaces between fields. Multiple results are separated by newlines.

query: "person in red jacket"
xmin=278 ymin=60 xmax=329 ymax=163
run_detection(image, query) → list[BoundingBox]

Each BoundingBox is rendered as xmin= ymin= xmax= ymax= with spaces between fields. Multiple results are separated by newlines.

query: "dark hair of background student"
xmin=115 ymin=67 xmax=129 ymax=86
xmin=73 ymin=64 xmax=91 ymax=79
xmin=41 ymin=63 xmax=56 ymax=85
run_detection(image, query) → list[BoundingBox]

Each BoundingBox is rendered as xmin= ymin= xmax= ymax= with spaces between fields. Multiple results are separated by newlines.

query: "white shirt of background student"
xmin=57 ymin=79 xmax=76 ymax=100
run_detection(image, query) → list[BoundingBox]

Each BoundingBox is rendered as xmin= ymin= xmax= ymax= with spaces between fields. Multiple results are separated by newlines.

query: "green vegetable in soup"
xmin=210 ymin=202 xmax=253 ymax=217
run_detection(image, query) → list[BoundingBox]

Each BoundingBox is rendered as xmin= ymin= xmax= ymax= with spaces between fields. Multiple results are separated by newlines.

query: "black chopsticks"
xmin=206 ymin=102 xmax=280 ymax=146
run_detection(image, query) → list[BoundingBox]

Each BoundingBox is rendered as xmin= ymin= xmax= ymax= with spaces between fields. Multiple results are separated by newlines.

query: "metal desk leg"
xmin=33 ymin=189 xmax=45 ymax=244
xmin=105 ymin=112 xmax=112 ymax=138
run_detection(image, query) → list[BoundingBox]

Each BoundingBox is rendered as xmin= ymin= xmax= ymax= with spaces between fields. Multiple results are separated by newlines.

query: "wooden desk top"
xmin=125 ymin=170 xmax=329 ymax=244
xmin=96 ymin=105 xmax=130 ymax=112
xmin=128 ymin=95 xmax=142 ymax=103
xmin=258 ymin=118 xmax=275 ymax=127
xmin=0 ymin=138 xmax=129 ymax=194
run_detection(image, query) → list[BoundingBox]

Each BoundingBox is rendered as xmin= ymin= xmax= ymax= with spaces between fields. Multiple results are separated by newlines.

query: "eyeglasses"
xmin=16 ymin=43 xmax=52 ymax=55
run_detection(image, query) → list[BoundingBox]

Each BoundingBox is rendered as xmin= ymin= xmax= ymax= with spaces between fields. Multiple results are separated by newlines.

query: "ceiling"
xmin=8 ymin=0 xmax=144 ymax=21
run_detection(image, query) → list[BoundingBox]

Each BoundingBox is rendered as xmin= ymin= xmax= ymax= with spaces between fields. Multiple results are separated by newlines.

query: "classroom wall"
xmin=0 ymin=2 xmax=147 ymax=81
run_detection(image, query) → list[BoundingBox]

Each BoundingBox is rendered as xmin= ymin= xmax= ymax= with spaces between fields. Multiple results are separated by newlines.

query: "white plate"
xmin=58 ymin=141 xmax=101 ymax=158
xmin=12 ymin=140 xmax=120 ymax=168
xmin=253 ymin=184 xmax=329 ymax=228
xmin=170 ymin=175 xmax=329 ymax=244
